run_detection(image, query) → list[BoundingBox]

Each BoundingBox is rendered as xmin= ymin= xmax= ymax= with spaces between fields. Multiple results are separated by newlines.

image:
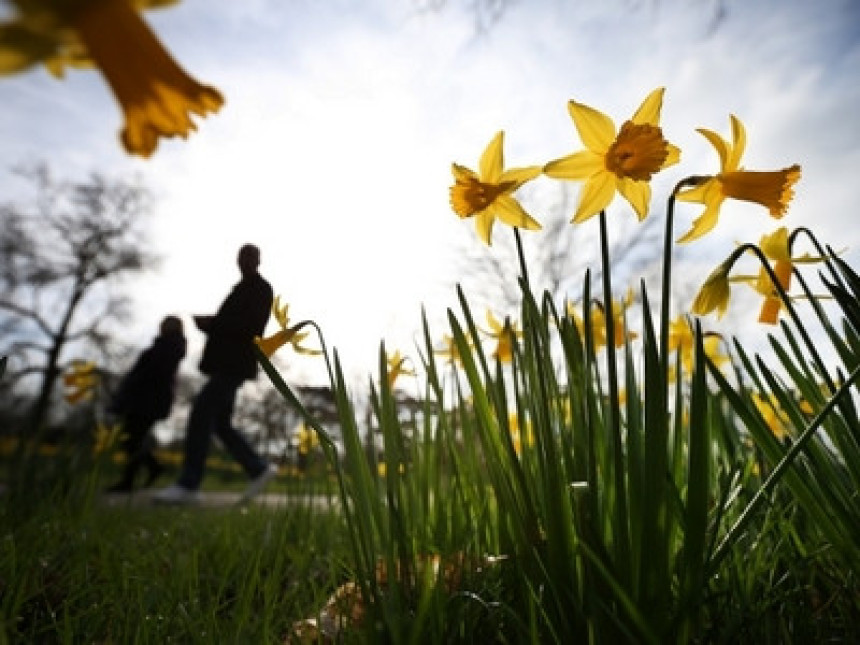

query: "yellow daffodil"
xmin=93 ymin=421 xmax=122 ymax=455
xmin=567 ymin=292 xmax=637 ymax=349
xmin=449 ymin=131 xmax=543 ymax=245
xmin=742 ymin=227 xmax=822 ymax=325
xmin=385 ymin=350 xmax=415 ymax=387
xmin=386 ymin=349 xmax=415 ymax=387
xmin=544 ymin=87 xmax=680 ymax=223
xmin=750 ymin=227 xmax=795 ymax=324
xmin=434 ymin=333 xmax=469 ymax=367
xmin=691 ymin=260 xmax=733 ymax=319
xmin=507 ymin=411 xmax=534 ymax=456
xmin=294 ymin=423 xmax=319 ymax=455
xmin=0 ymin=436 xmax=20 ymax=456
xmin=751 ymin=393 xmax=792 ymax=440
xmin=667 ymin=315 xmax=729 ymax=376
xmin=482 ymin=310 xmax=522 ymax=363
xmin=0 ymin=0 xmax=224 ymax=157
xmin=676 ymin=115 xmax=801 ymax=242
xmin=255 ymin=296 xmax=321 ymax=358
xmin=63 ymin=360 xmax=98 ymax=404
xmin=377 ymin=461 xmax=406 ymax=477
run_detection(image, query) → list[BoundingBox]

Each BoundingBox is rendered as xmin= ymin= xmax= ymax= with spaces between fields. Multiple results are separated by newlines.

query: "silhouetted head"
xmin=160 ymin=315 xmax=184 ymax=337
xmin=237 ymin=244 xmax=261 ymax=278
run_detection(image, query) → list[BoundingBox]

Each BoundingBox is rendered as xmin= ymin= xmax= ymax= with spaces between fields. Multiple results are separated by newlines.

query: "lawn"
xmin=1 ymin=454 xmax=348 ymax=644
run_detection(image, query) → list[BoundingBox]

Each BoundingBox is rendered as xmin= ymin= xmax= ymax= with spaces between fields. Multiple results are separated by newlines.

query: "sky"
xmin=1 ymin=0 xmax=859 ymax=390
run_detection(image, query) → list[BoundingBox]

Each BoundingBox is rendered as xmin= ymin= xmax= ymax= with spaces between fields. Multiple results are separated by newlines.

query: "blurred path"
xmin=101 ymin=489 xmax=339 ymax=511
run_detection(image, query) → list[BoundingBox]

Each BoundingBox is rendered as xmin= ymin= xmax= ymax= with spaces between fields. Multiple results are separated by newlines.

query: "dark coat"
xmin=110 ymin=331 xmax=187 ymax=422
xmin=198 ymin=272 xmax=273 ymax=381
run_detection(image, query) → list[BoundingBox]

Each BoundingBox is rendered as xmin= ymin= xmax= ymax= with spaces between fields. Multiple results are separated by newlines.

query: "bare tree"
xmin=0 ymin=164 xmax=156 ymax=434
xmin=413 ymin=0 xmax=729 ymax=34
xmin=232 ymin=380 xmax=301 ymax=459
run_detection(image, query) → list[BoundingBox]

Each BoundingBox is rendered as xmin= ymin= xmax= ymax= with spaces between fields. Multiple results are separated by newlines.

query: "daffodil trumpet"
xmin=675 ymin=115 xmax=801 ymax=243
xmin=0 ymin=0 xmax=224 ymax=157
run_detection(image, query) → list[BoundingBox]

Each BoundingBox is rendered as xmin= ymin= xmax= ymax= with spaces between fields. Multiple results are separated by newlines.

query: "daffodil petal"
xmin=0 ymin=23 xmax=57 ymax=75
xmin=499 ymin=165 xmax=542 ymax=187
xmin=475 ymin=209 xmax=495 ymax=245
xmin=487 ymin=310 xmax=503 ymax=332
xmin=568 ymin=100 xmax=615 ymax=153
xmin=727 ymin=114 xmax=746 ymax=171
xmin=544 ymin=150 xmax=603 ymax=179
xmin=759 ymin=226 xmax=790 ymax=261
xmin=479 ymin=131 xmax=504 ymax=183
xmin=451 ymin=163 xmax=477 ymax=182
xmin=617 ymin=178 xmax=651 ymax=220
xmin=573 ymin=171 xmax=616 ymax=223
xmin=675 ymin=178 xmax=715 ymax=204
xmin=492 ymin=195 xmax=542 ymax=231
xmin=630 ymin=87 xmax=665 ymax=126
xmin=662 ymin=142 xmax=681 ymax=169
xmin=697 ymin=128 xmax=730 ymax=171
xmin=677 ymin=199 xmax=722 ymax=243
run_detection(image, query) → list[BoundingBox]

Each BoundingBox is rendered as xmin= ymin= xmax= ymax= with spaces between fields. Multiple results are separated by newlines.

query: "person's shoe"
xmin=241 ymin=464 xmax=278 ymax=502
xmin=152 ymin=484 xmax=200 ymax=505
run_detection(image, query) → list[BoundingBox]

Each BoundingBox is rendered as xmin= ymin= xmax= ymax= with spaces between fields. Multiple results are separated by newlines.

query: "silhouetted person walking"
xmin=106 ymin=315 xmax=186 ymax=493
xmin=155 ymin=244 xmax=277 ymax=504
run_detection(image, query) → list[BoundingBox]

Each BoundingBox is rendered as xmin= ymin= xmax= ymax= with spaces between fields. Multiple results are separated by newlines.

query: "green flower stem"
xmin=664 ymin=176 xmax=708 ymax=371
xmin=254 ymin=322 xmax=374 ymax=590
xmin=709 ymin=361 xmax=860 ymax=570
xmin=514 ymin=227 xmax=530 ymax=292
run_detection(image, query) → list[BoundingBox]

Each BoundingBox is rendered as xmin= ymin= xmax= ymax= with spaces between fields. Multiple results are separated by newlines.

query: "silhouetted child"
xmin=106 ymin=315 xmax=186 ymax=493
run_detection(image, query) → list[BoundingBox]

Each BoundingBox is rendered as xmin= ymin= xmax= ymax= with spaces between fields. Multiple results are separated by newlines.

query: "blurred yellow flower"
xmin=0 ymin=436 xmax=19 ymax=456
xmin=482 ymin=310 xmax=522 ymax=363
xmin=740 ymin=227 xmax=822 ymax=325
xmin=0 ymin=0 xmax=224 ymax=158
xmin=691 ymin=261 xmax=732 ymax=319
xmin=386 ymin=349 xmax=415 ymax=387
xmin=676 ymin=115 xmax=800 ymax=243
xmin=508 ymin=411 xmax=534 ymax=456
xmin=751 ymin=227 xmax=795 ymax=324
xmin=155 ymin=448 xmax=183 ymax=466
xmin=294 ymin=423 xmax=319 ymax=455
xmin=567 ymin=292 xmax=637 ymax=349
xmin=434 ymin=333 xmax=470 ymax=367
xmin=544 ymin=87 xmax=680 ymax=223
xmin=37 ymin=443 xmax=59 ymax=456
xmin=449 ymin=131 xmax=542 ymax=245
xmin=63 ymin=360 xmax=98 ymax=404
xmin=667 ymin=315 xmax=729 ymax=376
xmin=255 ymin=296 xmax=320 ymax=358
xmin=93 ymin=421 xmax=122 ymax=454
xmin=377 ymin=461 xmax=406 ymax=477
xmin=751 ymin=393 xmax=792 ymax=440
